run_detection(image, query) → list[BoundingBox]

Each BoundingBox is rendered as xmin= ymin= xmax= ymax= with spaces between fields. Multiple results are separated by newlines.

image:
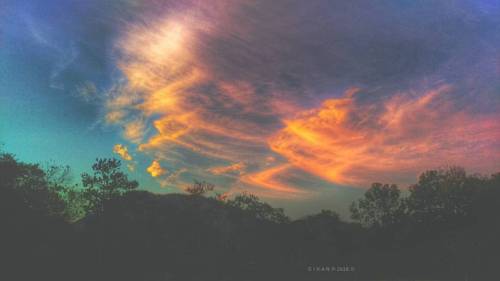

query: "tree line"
xmin=1 ymin=150 xmax=499 ymax=280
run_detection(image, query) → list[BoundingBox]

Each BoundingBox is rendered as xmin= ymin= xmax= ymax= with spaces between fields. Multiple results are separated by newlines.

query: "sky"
xmin=1 ymin=0 xmax=500 ymax=218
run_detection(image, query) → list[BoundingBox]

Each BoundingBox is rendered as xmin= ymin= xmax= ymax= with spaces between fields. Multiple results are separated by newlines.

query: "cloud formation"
xmin=147 ymin=160 xmax=167 ymax=178
xmin=208 ymin=162 xmax=247 ymax=176
xmin=241 ymin=164 xmax=310 ymax=198
xmin=100 ymin=0 xmax=500 ymax=197
xmin=270 ymin=86 xmax=500 ymax=186
xmin=113 ymin=144 xmax=132 ymax=161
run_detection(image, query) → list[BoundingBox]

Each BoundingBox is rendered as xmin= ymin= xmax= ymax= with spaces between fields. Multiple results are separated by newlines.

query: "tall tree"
xmin=350 ymin=183 xmax=403 ymax=228
xmin=0 ymin=152 xmax=66 ymax=216
xmin=81 ymin=158 xmax=138 ymax=213
xmin=406 ymin=167 xmax=478 ymax=226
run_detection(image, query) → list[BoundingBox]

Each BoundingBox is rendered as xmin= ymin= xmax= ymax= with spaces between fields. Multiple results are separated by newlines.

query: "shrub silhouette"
xmin=185 ymin=180 xmax=215 ymax=196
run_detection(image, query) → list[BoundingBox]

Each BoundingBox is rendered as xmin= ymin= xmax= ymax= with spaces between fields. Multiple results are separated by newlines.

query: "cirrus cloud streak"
xmin=270 ymin=86 xmax=500 ymax=186
xmin=102 ymin=0 xmax=500 ymax=197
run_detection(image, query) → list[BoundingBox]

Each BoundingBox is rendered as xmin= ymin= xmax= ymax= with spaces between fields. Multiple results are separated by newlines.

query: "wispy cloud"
xmin=270 ymin=85 xmax=500 ymax=186
xmin=99 ymin=0 xmax=500 ymax=197
xmin=208 ymin=162 xmax=247 ymax=176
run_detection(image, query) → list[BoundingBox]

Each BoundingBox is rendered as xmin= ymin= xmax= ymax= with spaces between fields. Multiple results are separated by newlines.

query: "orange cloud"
xmin=270 ymin=85 xmax=500 ymax=186
xmin=105 ymin=5 xmax=500 ymax=197
xmin=208 ymin=162 xmax=247 ymax=175
xmin=111 ymin=14 xmax=293 ymax=172
xmin=147 ymin=160 xmax=167 ymax=178
xmin=113 ymin=144 xmax=133 ymax=161
xmin=241 ymin=164 xmax=310 ymax=198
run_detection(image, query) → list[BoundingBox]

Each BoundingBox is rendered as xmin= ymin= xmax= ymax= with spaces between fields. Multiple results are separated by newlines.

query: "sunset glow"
xmin=3 ymin=0 xmax=500 ymax=215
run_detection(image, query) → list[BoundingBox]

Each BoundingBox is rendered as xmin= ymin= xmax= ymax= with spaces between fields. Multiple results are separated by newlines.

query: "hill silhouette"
xmin=1 ymin=151 xmax=499 ymax=280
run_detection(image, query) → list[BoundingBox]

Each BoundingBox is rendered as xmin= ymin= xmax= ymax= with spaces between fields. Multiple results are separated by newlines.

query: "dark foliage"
xmin=350 ymin=183 xmax=403 ymax=228
xmin=185 ymin=180 xmax=215 ymax=196
xmin=0 ymin=153 xmax=75 ymax=281
xmin=226 ymin=192 xmax=290 ymax=224
xmin=1 ymin=151 xmax=499 ymax=280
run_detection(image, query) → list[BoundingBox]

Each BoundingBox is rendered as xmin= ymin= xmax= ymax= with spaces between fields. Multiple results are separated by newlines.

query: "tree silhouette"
xmin=0 ymin=152 xmax=66 ymax=216
xmin=2 ymin=148 xmax=500 ymax=281
xmin=226 ymin=192 xmax=289 ymax=223
xmin=185 ymin=180 xmax=214 ymax=196
xmin=350 ymin=183 xmax=403 ymax=228
xmin=81 ymin=158 xmax=138 ymax=213
xmin=406 ymin=166 xmax=478 ymax=226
